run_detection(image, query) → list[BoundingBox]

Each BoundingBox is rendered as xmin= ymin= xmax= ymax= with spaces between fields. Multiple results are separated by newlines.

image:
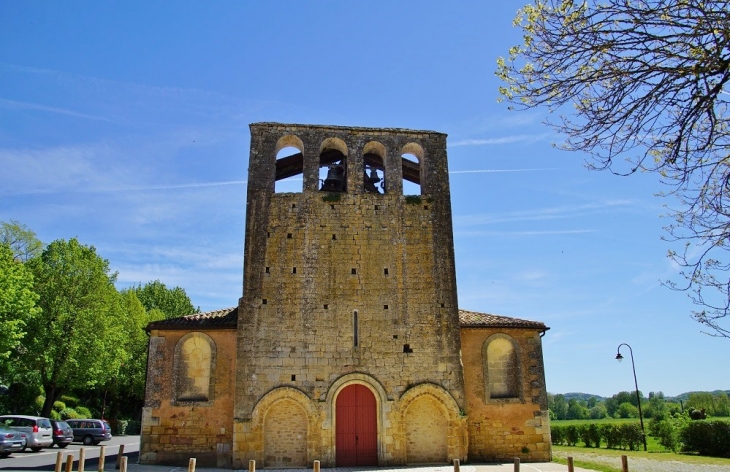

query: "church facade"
xmin=140 ymin=123 xmax=551 ymax=468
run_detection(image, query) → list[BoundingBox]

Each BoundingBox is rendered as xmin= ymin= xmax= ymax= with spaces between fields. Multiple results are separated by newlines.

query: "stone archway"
xmin=405 ymin=394 xmax=448 ymax=463
xmin=263 ymin=398 xmax=308 ymax=467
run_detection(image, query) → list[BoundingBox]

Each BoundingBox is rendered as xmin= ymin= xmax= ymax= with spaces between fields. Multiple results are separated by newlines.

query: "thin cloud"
xmin=456 ymin=229 xmax=596 ymax=236
xmin=450 ymin=133 xmax=550 ymax=147
xmin=0 ymin=180 xmax=248 ymax=197
xmin=450 ymin=168 xmax=562 ymax=174
xmin=0 ymin=97 xmax=112 ymax=122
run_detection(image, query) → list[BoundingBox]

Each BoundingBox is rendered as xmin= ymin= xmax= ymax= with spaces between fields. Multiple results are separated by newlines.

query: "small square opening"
xmin=332 ymin=234 xmax=337 ymax=240
xmin=324 ymin=304 xmax=329 ymax=310
xmin=384 ymin=305 xmax=389 ymax=310
xmin=384 ymin=268 xmax=389 ymax=275
xmin=351 ymin=268 xmax=357 ymax=275
xmin=287 ymin=233 xmax=293 ymax=239
xmin=403 ymin=344 xmax=413 ymax=353
xmin=262 ymin=299 xmax=267 ymax=305
xmin=291 ymin=375 xmax=296 ymax=381
xmin=265 ymin=267 xmax=270 ymax=274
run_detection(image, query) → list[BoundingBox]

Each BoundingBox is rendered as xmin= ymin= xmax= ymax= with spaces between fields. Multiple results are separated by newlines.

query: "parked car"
xmin=0 ymin=415 xmax=53 ymax=452
xmin=49 ymin=420 xmax=73 ymax=448
xmin=0 ymin=425 xmax=26 ymax=458
xmin=65 ymin=419 xmax=112 ymax=445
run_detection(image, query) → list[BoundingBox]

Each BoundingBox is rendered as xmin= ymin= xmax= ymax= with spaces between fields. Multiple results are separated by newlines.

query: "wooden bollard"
xmin=567 ymin=456 xmax=574 ymax=472
xmin=78 ymin=447 xmax=86 ymax=472
xmin=514 ymin=457 xmax=520 ymax=472
xmin=453 ymin=458 xmax=460 ymax=472
xmin=120 ymin=456 xmax=128 ymax=472
xmin=55 ymin=451 xmax=64 ymax=472
xmin=313 ymin=460 xmax=320 ymax=472
xmin=98 ymin=446 xmax=106 ymax=472
xmin=65 ymin=454 xmax=74 ymax=472
xmin=116 ymin=444 xmax=125 ymax=469
xmin=188 ymin=457 xmax=196 ymax=472
xmin=249 ymin=459 xmax=256 ymax=472
xmin=621 ymin=454 xmax=629 ymax=472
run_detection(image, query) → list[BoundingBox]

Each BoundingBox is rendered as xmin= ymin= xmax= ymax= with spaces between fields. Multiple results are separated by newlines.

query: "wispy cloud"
xmin=450 ymin=133 xmax=551 ymax=147
xmin=0 ymin=97 xmax=112 ymax=122
xmin=456 ymin=229 xmax=595 ymax=237
xmin=450 ymin=168 xmax=562 ymax=174
xmin=454 ymin=200 xmax=634 ymax=227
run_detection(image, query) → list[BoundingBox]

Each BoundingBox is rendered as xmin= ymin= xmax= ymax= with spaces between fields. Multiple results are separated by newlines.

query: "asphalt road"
xmin=0 ymin=435 xmax=139 ymax=471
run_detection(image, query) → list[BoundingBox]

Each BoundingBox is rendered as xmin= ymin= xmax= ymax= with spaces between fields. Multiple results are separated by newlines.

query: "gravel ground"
xmin=553 ymin=450 xmax=730 ymax=472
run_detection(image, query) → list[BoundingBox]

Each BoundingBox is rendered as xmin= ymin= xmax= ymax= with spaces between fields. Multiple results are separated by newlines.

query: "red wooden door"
xmin=336 ymin=384 xmax=377 ymax=466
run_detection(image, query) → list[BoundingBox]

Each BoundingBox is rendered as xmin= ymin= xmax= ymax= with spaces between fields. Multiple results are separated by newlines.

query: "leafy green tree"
xmin=551 ymin=394 xmax=568 ymax=420
xmin=645 ymin=391 xmax=668 ymax=419
xmin=567 ymin=398 xmax=587 ymax=420
xmin=715 ymin=393 xmax=730 ymax=416
xmin=100 ymin=291 xmax=165 ymax=419
xmin=0 ymin=220 xmax=43 ymax=262
xmin=130 ymin=279 xmax=198 ymax=319
xmin=588 ymin=404 xmax=608 ymax=420
xmin=25 ymin=238 xmax=126 ymax=417
xmin=0 ymin=244 xmax=40 ymax=374
xmin=686 ymin=392 xmax=716 ymax=415
xmin=497 ymin=0 xmax=730 ymax=337
xmin=618 ymin=402 xmax=639 ymax=419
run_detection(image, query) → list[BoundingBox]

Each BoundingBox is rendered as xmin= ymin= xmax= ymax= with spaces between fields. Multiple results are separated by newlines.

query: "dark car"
xmin=65 ymin=419 xmax=112 ymax=445
xmin=49 ymin=420 xmax=73 ymax=448
xmin=0 ymin=425 xmax=26 ymax=458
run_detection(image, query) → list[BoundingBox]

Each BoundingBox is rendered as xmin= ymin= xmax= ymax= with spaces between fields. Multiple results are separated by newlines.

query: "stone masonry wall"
xmin=460 ymin=327 xmax=551 ymax=462
xmin=141 ymin=328 xmax=237 ymax=468
xmin=234 ymin=123 xmax=466 ymax=466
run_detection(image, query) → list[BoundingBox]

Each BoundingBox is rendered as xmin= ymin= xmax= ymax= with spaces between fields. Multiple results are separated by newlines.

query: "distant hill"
xmin=550 ymin=390 xmax=730 ymax=401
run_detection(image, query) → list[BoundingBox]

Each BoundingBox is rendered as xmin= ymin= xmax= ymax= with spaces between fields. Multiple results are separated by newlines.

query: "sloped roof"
xmin=146 ymin=306 xmax=547 ymax=332
xmin=146 ymin=307 xmax=238 ymax=331
xmin=458 ymin=309 xmax=548 ymax=331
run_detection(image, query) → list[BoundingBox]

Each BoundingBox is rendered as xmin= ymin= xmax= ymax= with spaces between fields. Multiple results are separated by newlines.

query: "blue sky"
xmin=1 ymin=1 xmax=727 ymax=398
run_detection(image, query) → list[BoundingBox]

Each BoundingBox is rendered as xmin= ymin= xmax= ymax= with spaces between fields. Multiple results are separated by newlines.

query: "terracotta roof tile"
xmin=146 ymin=307 xmax=238 ymax=331
xmin=458 ymin=309 xmax=548 ymax=330
xmin=146 ymin=306 xmax=548 ymax=332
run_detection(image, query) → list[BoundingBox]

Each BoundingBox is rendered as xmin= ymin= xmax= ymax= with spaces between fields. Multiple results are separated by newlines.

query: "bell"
xmin=369 ymin=168 xmax=381 ymax=184
xmin=321 ymin=165 xmax=345 ymax=192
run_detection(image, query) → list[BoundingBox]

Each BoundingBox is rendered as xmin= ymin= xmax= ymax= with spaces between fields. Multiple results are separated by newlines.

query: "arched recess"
xmin=173 ymin=332 xmax=216 ymax=403
xmin=363 ymin=141 xmax=386 ymax=194
xmin=251 ymin=387 xmax=316 ymax=467
xmin=274 ymin=135 xmax=305 ymax=193
xmin=325 ymin=373 xmax=388 ymax=466
xmin=482 ymin=333 xmax=523 ymax=402
xmin=399 ymin=383 xmax=463 ymax=464
xmin=319 ymin=137 xmax=348 ymax=193
xmin=401 ymin=142 xmax=424 ymax=195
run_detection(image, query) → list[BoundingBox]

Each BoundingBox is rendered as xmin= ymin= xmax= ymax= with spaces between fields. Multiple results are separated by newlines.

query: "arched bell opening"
xmin=274 ymin=135 xmax=305 ymax=193
xmin=319 ymin=138 xmax=349 ymax=193
xmin=362 ymin=141 xmax=387 ymax=194
xmin=401 ymin=142 xmax=424 ymax=196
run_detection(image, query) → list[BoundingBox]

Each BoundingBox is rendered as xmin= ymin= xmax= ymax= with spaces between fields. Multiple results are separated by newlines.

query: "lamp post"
xmin=615 ymin=343 xmax=647 ymax=451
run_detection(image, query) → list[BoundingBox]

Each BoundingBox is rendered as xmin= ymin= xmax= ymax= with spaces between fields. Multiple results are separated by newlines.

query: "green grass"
xmin=551 ymin=417 xmax=643 ymax=426
xmin=553 ymin=445 xmax=730 ymax=469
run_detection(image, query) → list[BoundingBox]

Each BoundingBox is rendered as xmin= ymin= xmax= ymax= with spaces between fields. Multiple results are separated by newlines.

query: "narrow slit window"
xmin=265 ymin=267 xmax=270 ymax=274
xmin=384 ymin=268 xmax=389 ymax=275
xmin=292 ymin=267 xmax=297 ymax=274
xmin=291 ymin=374 xmax=296 ymax=381
xmin=262 ymin=299 xmax=267 ymax=305
xmin=353 ymin=311 xmax=359 ymax=347
xmin=351 ymin=268 xmax=357 ymax=275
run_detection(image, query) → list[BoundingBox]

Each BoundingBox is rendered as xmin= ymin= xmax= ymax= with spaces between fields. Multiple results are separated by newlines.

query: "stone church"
xmin=140 ymin=123 xmax=551 ymax=468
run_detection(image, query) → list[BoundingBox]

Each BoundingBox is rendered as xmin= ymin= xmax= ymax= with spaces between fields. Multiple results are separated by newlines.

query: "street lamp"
xmin=615 ymin=343 xmax=647 ymax=451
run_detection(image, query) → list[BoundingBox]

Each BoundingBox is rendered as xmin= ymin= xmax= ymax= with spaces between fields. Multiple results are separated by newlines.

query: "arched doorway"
xmin=336 ymin=384 xmax=377 ymax=466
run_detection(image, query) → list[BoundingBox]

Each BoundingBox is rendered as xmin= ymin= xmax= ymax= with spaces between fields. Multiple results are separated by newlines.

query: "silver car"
xmin=0 ymin=415 xmax=53 ymax=452
xmin=0 ymin=425 xmax=26 ymax=458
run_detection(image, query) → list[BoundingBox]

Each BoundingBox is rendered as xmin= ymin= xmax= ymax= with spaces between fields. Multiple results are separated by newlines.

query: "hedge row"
xmin=681 ymin=420 xmax=730 ymax=458
xmin=551 ymin=423 xmax=643 ymax=450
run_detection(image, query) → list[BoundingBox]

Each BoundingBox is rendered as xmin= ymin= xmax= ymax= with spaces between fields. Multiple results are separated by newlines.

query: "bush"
xmin=654 ymin=419 xmax=681 ymax=452
xmin=52 ymin=401 xmax=66 ymax=412
xmin=619 ymin=423 xmax=643 ymax=450
xmin=49 ymin=410 xmax=60 ymax=420
xmin=681 ymin=420 xmax=730 ymax=457
xmin=115 ymin=419 xmax=128 ymax=435
xmin=550 ymin=425 xmax=565 ymax=445
xmin=617 ymin=402 xmax=639 ymax=419
xmin=58 ymin=395 xmax=79 ymax=408
xmin=565 ymin=425 xmax=579 ymax=446
xmin=126 ymin=420 xmax=141 ymax=435
xmin=75 ymin=406 xmax=92 ymax=418
xmin=601 ymin=424 xmax=622 ymax=449
xmin=59 ymin=407 xmax=79 ymax=420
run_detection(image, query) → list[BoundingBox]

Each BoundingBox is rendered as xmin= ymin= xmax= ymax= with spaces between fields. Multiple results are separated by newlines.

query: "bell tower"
xmin=233 ymin=123 xmax=466 ymax=465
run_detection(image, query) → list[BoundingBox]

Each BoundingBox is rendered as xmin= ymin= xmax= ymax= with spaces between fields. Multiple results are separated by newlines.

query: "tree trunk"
xmin=41 ymin=384 xmax=62 ymax=417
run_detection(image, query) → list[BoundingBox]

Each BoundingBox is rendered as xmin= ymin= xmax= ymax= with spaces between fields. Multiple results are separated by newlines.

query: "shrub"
xmin=654 ymin=419 xmax=681 ymax=452
xmin=126 ymin=420 xmax=141 ymax=435
xmin=58 ymin=395 xmax=79 ymax=407
xmin=681 ymin=420 xmax=730 ymax=457
xmin=53 ymin=401 xmax=66 ymax=412
xmin=59 ymin=407 xmax=79 ymax=420
xmin=116 ymin=419 xmax=129 ymax=436
xmin=589 ymin=405 xmax=608 ymax=419
xmin=550 ymin=425 xmax=565 ymax=445
xmin=49 ymin=410 xmax=60 ymax=420
xmin=601 ymin=424 xmax=622 ymax=449
xmin=619 ymin=423 xmax=643 ymax=450
xmin=617 ymin=402 xmax=639 ymax=418
xmin=565 ymin=425 xmax=579 ymax=446
xmin=75 ymin=406 xmax=92 ymax=418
